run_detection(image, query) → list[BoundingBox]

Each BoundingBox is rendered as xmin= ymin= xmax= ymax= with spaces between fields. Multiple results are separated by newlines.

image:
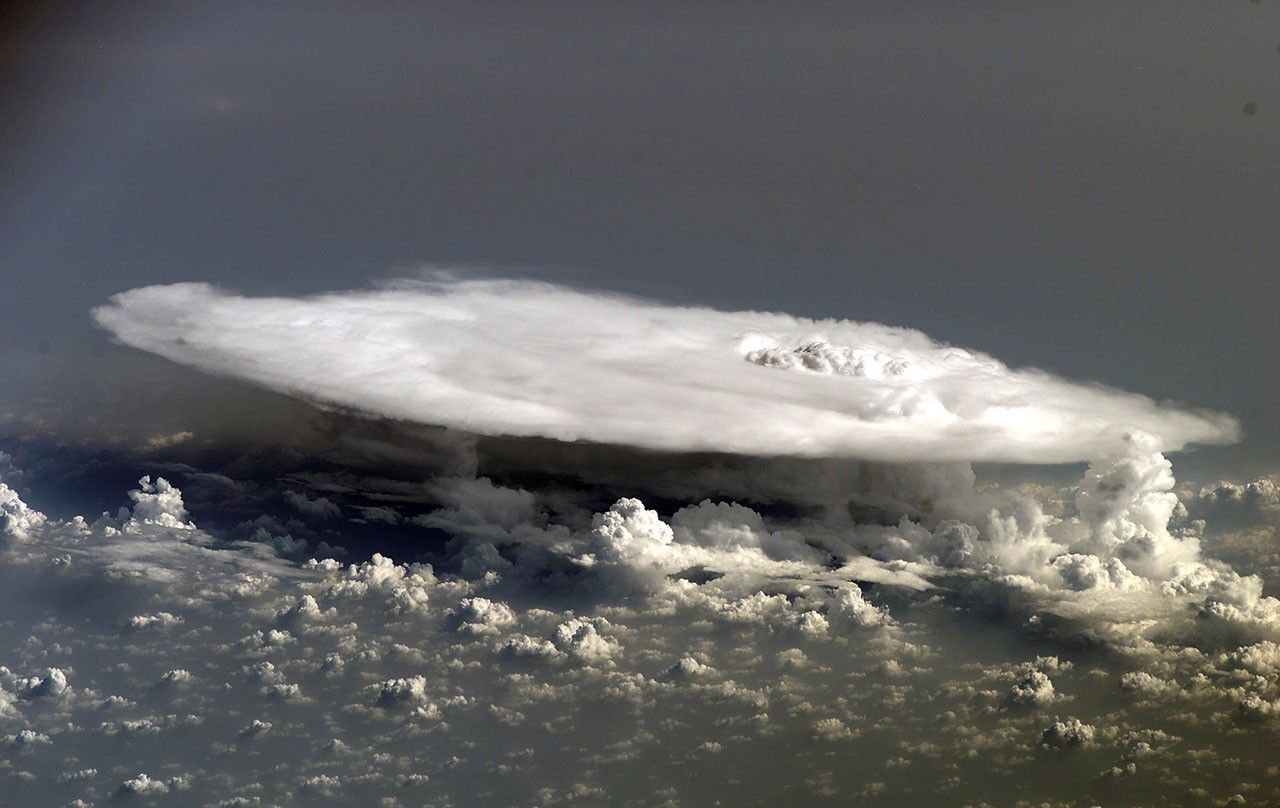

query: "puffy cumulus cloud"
xmin=1 ymin=482 xmax=47 ymax=548
xmin=579 ymin=497 xmax=680 ymax=591
xmin=123 ymin=475 xmax=195 ymax=532
xmin=661 ymin=655 xmax=715 ymax=682
xmin=126 ymin=612 xmax=184 ymax=631
xmin=1181 ymin=476 xmax=1280 ymax=528
xmin=830 ymin=584 xmax=892 ymax=629
xmin=1004 ymin=658 xmax=1069 ymax=708
xmin=310 ymin=553 xmax=440 ymax=617
xmin=5 ymin=437 xmax=1272 ymax=669
xmin=114 ymin=772 xmax=189 ymax=797
xmin=670 ymin=500 xmax=824 ymax=563
xmin=865 ymin=435 xmax=1201 ymax=597
xmin=287 ymin=441 xmax=1268 ymax=678
xmin=92 ymin=277 xmax=1236 ymax=464
xmin=1223 ymin=640 xmax=1280 ymax=676
xmin=445 ymin=597 xmax=517 ymax=637
xmin=566 ymin=495 xmax=921 ymax=599
xmin=1052 ymin=554 xmax=1143 ymax=592
xmin=15 ymin=668 xmax=69 ymax=700
xmin=1054 ymin=436 xmax=1197 ymax=578
xmin=1039 ymin=717 xmax=1097 ymax=749
xmin=2 ymin=468 xmax=1280 ymax=807
xmin=497 ymin=633 xmax=564 ymax=663
xmin=1175 ymin=475 xmax=1280 ymax=591
xmin=369 ymin=675 xmax=435 ymax=714
xmin=157 ymin=669 xmax=194 ymax=688
xmin=369 ymin=435 xmax=1253 ymax=667
xmin=2 ymin=728 xmax=51 ymax=750
xmin=1118 ymin=671 xmax=1177 ymax=700
xmin=811 ymin=716 xmax=857 ymax=741
xmin=551 ymin=618 xmax=620 ymax=666
xmin=796 ymin=436 xmax=1280 ymax=660
xmin=1157 ymin=561 xmax=1280 ymax=641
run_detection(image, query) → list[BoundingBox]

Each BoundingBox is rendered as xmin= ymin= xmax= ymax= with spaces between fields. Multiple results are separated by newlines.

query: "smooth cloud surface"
xmin=93 ymin=278 xmax=1237 ymax=463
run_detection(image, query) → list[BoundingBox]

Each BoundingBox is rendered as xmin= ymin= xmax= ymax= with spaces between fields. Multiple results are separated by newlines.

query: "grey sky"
xmin=2 ymin=1 xmax=1277 ymax=475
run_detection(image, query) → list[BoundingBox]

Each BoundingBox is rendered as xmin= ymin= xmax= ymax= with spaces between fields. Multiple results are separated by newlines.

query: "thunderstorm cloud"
xmin=0 ymin=277 xmax=1270 ymax=806
xmin=92 ymin=277 xmax=1237 ymax=464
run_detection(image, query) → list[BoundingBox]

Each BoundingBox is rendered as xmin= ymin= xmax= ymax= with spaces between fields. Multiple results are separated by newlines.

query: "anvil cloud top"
xmin=93 ymin=276 xmax=1237 ymax=463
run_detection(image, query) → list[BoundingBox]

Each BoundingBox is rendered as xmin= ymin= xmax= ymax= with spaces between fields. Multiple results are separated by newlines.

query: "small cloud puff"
xmin=124 ymin=476 xmax=194 ymax=532
xmin=1039 ymin=717 xmax=1097 ymax=750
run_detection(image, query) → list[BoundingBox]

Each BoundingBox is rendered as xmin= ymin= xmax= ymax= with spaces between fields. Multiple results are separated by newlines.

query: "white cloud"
xmin=18 ymin=668 xmax=68 ymax=700
xmin=829 ymin=584 xmax=892 ymax=629
xmin=127 ymin=611 xmax=184 ymax=631
xmin=661 ymin=656 xmax=715 ymax=681
xmin=811 ymin=717 xmax=857 ymax=741
xmin=1118 ymin=671 xmax=1176 ymax=699
xmin=0 ymin=482 xmax=46 ymax=543
xmin=1052 ymin=554 xmax=1143 ymax=592
xmin=498 ymin=634 xmax=564 ymax=663
xmin=115 ymin=773 xmax=188 ymax=797
xmin=92 ymin=277 xmax=1237 ymax=464
xmin=446 ymin=597 xmax=517 ymax=637
xmin=1039 ymin=717 xmax=1097 ymax=749
xmin=0 ymin=468 xmax=1274 ymax=808
xmin=124 ymin=476 xmax=195 ymax=532
xmin=369 ymin=676 xmax=436 ymax=716
xmin=2 ymin=420 xmax=1280 ymax=805
xmin=238 ymin=719 xmax=273 ymax=739
xmin=2 ymin=729 xmax=51 ymax=751
xmin=157 ymin=669 xmax=194 ymax=687
xmin=671 ymin=500 xmax=823 ymax=563
xmin=1006 ymin=669 xmax=1058 ymax=708
xmin=551 ymin=618 xmax=619 ymax=666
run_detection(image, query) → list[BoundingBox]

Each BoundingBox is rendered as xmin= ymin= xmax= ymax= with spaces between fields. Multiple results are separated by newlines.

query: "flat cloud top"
xmin=92 ymin=277 xmax=1237 ymax=463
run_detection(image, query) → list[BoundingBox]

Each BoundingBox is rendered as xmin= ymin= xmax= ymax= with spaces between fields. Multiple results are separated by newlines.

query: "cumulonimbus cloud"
xmin=92 ymin=277 xmax=1237 ymax=464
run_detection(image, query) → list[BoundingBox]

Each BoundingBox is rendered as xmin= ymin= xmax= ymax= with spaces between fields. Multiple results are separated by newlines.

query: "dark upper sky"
xmin=1 ymin=1 xmax=1277 ymax=476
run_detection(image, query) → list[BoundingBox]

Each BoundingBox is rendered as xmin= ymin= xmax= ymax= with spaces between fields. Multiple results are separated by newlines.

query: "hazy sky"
xmin=2 ymin=0 xmax=1278 ymax=475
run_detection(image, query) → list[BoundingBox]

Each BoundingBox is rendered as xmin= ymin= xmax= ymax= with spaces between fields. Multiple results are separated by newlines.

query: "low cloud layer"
xmin=92 ymin=277 xmax=1237 ymax=464
xmin=4 ymin=458 xmax=1280 ymax=805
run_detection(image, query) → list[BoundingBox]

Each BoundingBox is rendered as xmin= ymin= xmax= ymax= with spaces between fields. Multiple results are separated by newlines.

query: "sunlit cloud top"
xmin=92 ymin=277 xmax=1238 ymax=464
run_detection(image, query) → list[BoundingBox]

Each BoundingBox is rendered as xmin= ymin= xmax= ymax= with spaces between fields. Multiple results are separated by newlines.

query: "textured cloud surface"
xmin=4 ymin=464 xmax=1280 ymax=806
xmin=92 ymin=278 xmax=1237 ymax=463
